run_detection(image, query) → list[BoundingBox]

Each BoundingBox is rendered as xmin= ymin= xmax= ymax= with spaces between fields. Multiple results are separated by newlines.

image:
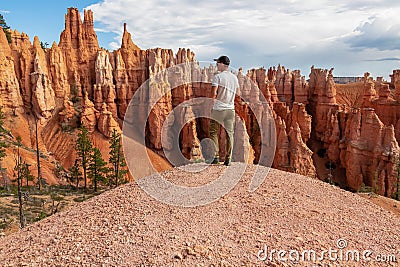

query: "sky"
xmin=2 ymin=0 xmax=400 ymax=80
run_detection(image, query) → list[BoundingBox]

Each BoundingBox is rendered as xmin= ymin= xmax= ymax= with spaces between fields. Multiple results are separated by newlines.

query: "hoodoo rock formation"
xmin=0 ymin=26 xmax=23 ymax=111
xmin=1 ymin=7 xmax=400 ymax=197
xmin=59 ymin=8 xmax=99 ymax=99
xmin=31 ymin=36 xmax=56 ymax=120
xmin=315 ymin=69 xmax=400 ymax=197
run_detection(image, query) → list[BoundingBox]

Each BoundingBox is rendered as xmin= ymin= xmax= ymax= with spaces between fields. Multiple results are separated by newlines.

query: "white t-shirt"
xmin=212 ymin=70 xmax=239 ymax=110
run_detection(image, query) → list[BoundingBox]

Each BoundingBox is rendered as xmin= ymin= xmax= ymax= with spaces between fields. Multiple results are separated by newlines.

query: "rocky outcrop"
xmin=173 ymin=105 xmax=202 ymax=162
xmin=3 ymin=6 xmax=400 ymax=197
xmin=232 ymin=116 xmax=254 ymax=163
xmin=10 ymin=29 xmax=30 ymax=48
xmin=288 ymin=102 xmax=312 ymax=142
xmin=268 ymin=65 xmax=309 ymax=106
xmin=390 ymin=69 xmax=400 ymax=101
xmin=114 ymin=23 xmax=146 ymax=120
xmin=309 ymin=67 xmax=339 ymax=139
xmin=238 ymin=66 xmax=315 ymax=175
xmin=0 ymin=27 xmax=23 ymax=111
xmin=59 ymin=8 xmax=100 ymax=99
xmin=31 ymin=36 xmax=56 ymax=120
xmin=112 ymin=51 xmax=128 ymax=116
xmin=315 ymin=70 xmax=400 ymax=197
xmin=274 ymin=64 xmax=285 ymax=102
xmin=267 ymin=81 xmax=279 ymax=102
xmin=371 ymin=83 xmax=399 ymax=126
xmin=288 ymin=123 xmax=316 ymax=177
xmin=9 ymin=29 xmax=32 ymax=110
xmin=362 ymin=80 xmax=376 ymax=108
xmin=273 ymin=115 xmax=290 ymax=169
xmin=94 ymin=50 xmax=117 ymax=118
xmin=292 ymin=70 xmax=308 ymax=104
xmin=97 ymin=103 xmax=121 ymax=138
xmin=247 ymin=68 xmax=270 ymax=101
xmin=48 ymin=42 xmax=69 ymax=99
xmin=337 ymin=109 xmax=399 ymax=197
xmin=324 ymin=110 xmax=341 ymax=162
xmin=59 ymin=96 xmax=77 ymax=127
xmin=81 ymin=94 xmax=98 ymax=133
xmin=270 ymin=110 xmax=315 ymax=177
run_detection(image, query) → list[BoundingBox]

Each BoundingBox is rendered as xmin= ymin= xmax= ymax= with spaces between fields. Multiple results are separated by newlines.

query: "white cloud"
xmin=85 ymin=0 xmax=400 ymax=78
xmin=345 ymin=15 xmax=400 ymax=51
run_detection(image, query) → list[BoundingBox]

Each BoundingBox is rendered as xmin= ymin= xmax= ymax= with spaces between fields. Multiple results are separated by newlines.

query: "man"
xmin=208 ymin=55 xmax=239 ymax=166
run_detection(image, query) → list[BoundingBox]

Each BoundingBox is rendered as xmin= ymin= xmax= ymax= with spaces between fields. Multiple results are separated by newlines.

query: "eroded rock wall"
xmin=2 ymin=7 xmax=400 ymax=197
xmin=316 ymin=69 xmax=400 ymax=197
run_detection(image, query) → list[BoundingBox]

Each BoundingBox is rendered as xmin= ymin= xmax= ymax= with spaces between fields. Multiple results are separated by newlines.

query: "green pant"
xmin=209 ymin=109 xmax=235 ymax=160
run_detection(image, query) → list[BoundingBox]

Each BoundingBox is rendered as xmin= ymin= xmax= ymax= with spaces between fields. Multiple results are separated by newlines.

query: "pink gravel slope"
xmin=0 ymin=164 xmax=399 ymax=266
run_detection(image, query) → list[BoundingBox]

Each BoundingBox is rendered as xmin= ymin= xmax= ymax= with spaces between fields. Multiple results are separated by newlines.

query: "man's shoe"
xmin=211 ymin=157 xmax=220 ymax=164
xmin=224 ymin=158 xmax=231 ymax=166
xmin=206 ymin=157 xmax=220 ymax=164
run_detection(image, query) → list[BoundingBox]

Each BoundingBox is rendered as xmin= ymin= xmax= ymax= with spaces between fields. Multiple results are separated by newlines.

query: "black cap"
xmin=213 ymin=55 xmax=230 ymax=66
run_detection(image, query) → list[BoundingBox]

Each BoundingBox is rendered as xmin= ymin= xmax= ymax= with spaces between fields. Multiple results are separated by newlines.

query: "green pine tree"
xmin=0 ymin=106 xmax=9 ymax=160
xmin=0 ymin=138 xmax=6 ymax=160
xmin=0 ymin=14 xmax=11 ymax=44
xmin=68 ymin=159 xmax=82 ymax=189
xmin=395 ymin=154 xmax=400 ymax=200
xmin=21 ymin=161 xmax=34 ymax=187
xmin=13 ymin=136 xmax=25 ymax=228
xmin=0 ymin=106 xmax=9 ymax=188
xmin=40 ymin=41 xmax=49 ymax=50
xmin=88 ymin=147 xmax=108 ymax=192
xmin=108 ymin=129 xmax=128 ymax=187
xmin=34 ymin=118 xmax=44 ymax=190
xmin=75 ymin=126 xmax=93 ymax=189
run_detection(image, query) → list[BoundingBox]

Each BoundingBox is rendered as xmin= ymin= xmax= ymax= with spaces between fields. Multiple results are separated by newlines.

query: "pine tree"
xmin=0 ymin=14 xmax=11 ymax=44
xmin=21 ymin=161 xmax=34 ymax=187
xmin=0 ymin=106 xmax=7 ymax=157
xmin=0 ymin=106 xmax=9 ymax=188
xmin=13 ymin=136 xmax=25 ymax=228
xmin=396 ymin=172 xmax=400 ymax=201
xmin=88 ymin=147 xmax=108 ymax=192
xmin=35 ymin=118 xmax=43 ymax=190
xmin=68 ymin=159 xmax=82 ymax=189
xmin=75 ymin=126 xmax=92 ymax=189
xmin=40 ymin=41 xmax=49 ymax=50
xmin=395 ymin=154 xmax=400 ymax=200
xmin=108 ymin=129 xmax=128 ymax=187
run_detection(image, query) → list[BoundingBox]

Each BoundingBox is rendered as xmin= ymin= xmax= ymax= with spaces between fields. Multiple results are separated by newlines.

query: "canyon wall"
xmin=0 ymin=7 xmax=400 ymax=197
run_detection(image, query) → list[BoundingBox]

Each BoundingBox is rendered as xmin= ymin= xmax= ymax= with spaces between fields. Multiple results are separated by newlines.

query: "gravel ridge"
xmin=0 ymin=164 xmax=399 ymax=266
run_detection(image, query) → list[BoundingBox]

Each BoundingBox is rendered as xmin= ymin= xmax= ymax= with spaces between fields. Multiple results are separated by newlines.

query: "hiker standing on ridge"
xmin=208 ymin=55 xmax=239 ymax=166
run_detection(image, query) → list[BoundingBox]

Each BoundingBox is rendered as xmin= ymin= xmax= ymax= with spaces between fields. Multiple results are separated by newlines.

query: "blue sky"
xmin=2 ymin=0 xmax=400 ymax=80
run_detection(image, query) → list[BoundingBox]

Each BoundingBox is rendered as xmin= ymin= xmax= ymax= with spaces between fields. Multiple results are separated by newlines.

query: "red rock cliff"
xmin=2 ymin=7 xmax=400 ymax=198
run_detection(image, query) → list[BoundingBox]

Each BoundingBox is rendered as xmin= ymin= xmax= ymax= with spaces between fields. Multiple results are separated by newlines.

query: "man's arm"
xmin=211 ymin=85 xmax=218 ymax=98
